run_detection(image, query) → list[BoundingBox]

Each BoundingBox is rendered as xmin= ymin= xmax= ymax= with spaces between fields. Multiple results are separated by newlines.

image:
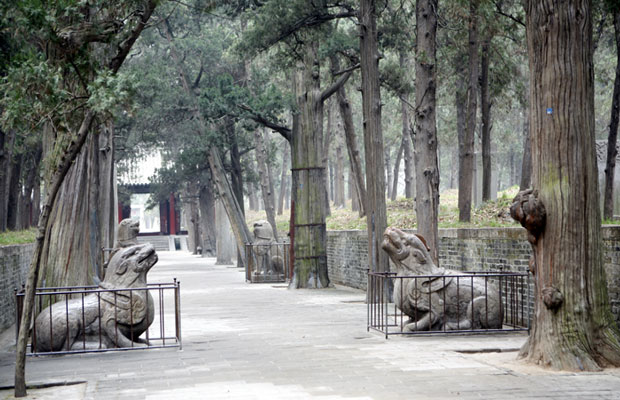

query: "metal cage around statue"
xmin=245 ymin=243 xmax=290 ymax=283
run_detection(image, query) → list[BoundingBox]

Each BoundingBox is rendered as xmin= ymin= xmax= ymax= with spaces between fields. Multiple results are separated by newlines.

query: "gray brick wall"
xmin=0 ymin=243 xmax=34 ymax=333
xmin=327 ymin=226 xmax=620 ymax=325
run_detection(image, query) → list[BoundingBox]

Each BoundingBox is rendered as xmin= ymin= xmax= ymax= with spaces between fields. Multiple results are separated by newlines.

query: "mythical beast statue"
xmin=381 ymin=227 xmax=503 ymax=331
xmin=34 ymin=244 xmax=157 ymax=351
xmin=251 ymin=220 xmax=283 ymax=277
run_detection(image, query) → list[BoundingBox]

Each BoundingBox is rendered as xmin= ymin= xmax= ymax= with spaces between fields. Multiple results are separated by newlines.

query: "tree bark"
xmin=277 ymin=146 xmax=289 ymax=215
xmin=413 ymin=0 xmax=440 ymax=264
xmin=290 ymin=42 xmax=330 ymax=288
xmin=458 ymin=0 xmax=479 ymax=222
xmin=254 ymin=128 xmax=279 ymax=240
xmin=401 ymin=89 xmax=415 ymax=199
xmin=603 ymin=9 xmax=620 ymax=220
xmin=480 ymin=35 xmax=492 ymax=202
xmin=519 ymin=0 xmax=620 ymax=370
xmin=391 ymin=138 xmax=404 ymax=201
xmin=519 ymin=105 xmax=532 ymax=190
xmin=360 ymin=0 xmax=388 ymax=273
xmin=323 ymin=99 xmax=333 ymax=216
xmin=330 ymin=54 xmax=367 ymax=217
xmin=215 ymin=199 xmax=235 ymax=265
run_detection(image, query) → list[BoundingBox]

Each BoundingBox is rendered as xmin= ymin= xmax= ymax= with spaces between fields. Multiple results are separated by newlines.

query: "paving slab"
xmin=1 ymin=251 xmax=620 ymax=399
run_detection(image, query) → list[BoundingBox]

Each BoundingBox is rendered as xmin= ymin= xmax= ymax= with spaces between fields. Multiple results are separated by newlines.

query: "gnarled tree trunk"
xmin=519 ymin=0 xmax=620 ymax=370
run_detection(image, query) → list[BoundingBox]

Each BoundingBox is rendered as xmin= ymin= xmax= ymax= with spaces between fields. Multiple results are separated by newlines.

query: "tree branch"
xmin=238 ymin=104 xmax=292 ymax=142
xmin=109 ymin=0 xmax=158 ymax=73
xmin=321 ymin=70 xmax=353 ymax=102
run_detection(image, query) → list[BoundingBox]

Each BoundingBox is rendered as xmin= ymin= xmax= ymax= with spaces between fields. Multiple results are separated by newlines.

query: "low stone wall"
xmin=327 ymin=226 xmax=620 ymax=324
xmin=0 ymin=243 xmax=34 ymax=332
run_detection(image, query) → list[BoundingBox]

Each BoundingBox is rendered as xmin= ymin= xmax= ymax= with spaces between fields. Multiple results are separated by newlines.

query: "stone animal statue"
xmin=34 ymin=244 xmax=157 ymax=351
xmin=381 ymin=227 xmax=503 ymax=331
xmin=252 ymin=220 xmax=283 ymax=276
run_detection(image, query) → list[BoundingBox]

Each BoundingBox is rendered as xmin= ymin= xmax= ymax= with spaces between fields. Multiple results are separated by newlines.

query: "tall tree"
xmin=604 ymin=4 xmax=620 ymax=220
xmin=480 ymin=34 xmax=493 ymax=202
xmin=513 ymin=0 xmax=620 ymax=370
xmin=360 ymin=0 xmax=388 ymax=273
xmin=7 ymin=2 xmax=158 ymax=395
xmin=413 ymin=0 xmax=440 ymax=264
xmin=458 ymin=0 xmax=480 ymax=222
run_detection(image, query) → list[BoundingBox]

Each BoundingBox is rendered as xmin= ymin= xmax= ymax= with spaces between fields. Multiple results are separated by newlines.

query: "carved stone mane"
xmin=382 ymin=227 xmax=503 ymax=331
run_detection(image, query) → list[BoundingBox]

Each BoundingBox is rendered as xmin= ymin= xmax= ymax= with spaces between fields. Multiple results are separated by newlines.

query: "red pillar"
xmin=169 ymin=194 xmax=177 ymax=235
xmin=118 ymin=202 xmax=123 ymax=223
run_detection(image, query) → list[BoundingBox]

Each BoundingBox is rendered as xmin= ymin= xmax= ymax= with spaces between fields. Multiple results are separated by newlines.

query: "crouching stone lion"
xmin=381 ymin=227 xmax=503 ymax=331
xmin=34 ymin=244 xmax=157 ymax=351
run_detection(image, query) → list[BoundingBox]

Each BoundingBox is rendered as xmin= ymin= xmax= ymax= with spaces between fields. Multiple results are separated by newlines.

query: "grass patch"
xmin=245 ymin=186 xmax=522 ymax=235
xmin=0 ymin=228 xmax=37 ymax=246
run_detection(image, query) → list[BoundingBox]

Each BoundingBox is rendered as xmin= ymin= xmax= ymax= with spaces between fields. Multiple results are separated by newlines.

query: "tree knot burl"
xmin=510 ymin=189 xmax=546 ymax=244
xmin=542 ymin=286 xmax=564 ymax=311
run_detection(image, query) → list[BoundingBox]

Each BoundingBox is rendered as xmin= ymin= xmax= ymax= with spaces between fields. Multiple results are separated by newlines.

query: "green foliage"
xmin=0 ymin=228 xmax=37 ymax=246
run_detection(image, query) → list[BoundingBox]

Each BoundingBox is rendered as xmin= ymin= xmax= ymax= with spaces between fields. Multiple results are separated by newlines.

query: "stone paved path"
xmin=2 ymin=251 xmax=620 ymax=399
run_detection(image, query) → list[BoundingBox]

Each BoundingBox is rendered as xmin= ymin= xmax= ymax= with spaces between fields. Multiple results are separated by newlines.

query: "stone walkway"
xmin=2 ymin=251 xmax=620 ymax=399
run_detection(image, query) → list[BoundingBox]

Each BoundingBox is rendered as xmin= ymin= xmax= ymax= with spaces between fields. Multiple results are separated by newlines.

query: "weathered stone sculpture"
xmin=114 ymin=218 xmax=139 ymax=249
xmin=381 ymin=227 xmax=503 ymax=331
xmin=34 ymin=244 xmax=157 ymax=351
xmin=252 ymin=220 xmax=283 ymax=277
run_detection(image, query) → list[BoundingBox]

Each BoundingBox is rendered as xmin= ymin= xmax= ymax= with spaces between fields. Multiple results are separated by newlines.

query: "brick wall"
xmin=0 ymin=243 xmax=34 ymax=332
xmin=327 ymin=226 xmax=620 ymax=324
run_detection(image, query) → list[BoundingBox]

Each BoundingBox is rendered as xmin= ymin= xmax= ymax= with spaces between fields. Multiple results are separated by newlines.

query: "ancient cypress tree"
xmin=512 ymin=0 xmax=620 ymax=370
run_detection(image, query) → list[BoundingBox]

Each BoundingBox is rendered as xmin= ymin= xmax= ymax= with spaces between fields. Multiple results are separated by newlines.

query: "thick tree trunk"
xmin=604 ymin=10 xmax=620 ymax=220
xmin=458 ymin=0 xmax=479 ymax=222
xmin=290 ymin=42 xmax=330 ymax=288
xmin=199 ymin=182 xmax=216 ymax=257
xmin=413 ymin=0 xmax=440 ymax=264
xmin=183 ymin=184 xmax=201 ymax=254
xmin=480 ymin=36 xmax=492 ymax=202
xmin=277 ymin=147 xmax=289 ymax=215
xmin=360 ymin=0 xmax=388 ymax=273
xmin=40 ymin=121 xmax=115 ymax=288
xmin=519 ymin=0 xmax=620 ymax=370
xmin=254 ymin=128 xmax=278 ymax=240
xmin=15 ymin=111 xmax=96 ymax=397
xmin=330 ymin=54 xmax=367 ymax=217
xmin=519 ymin=106 xmax=532 ymax=190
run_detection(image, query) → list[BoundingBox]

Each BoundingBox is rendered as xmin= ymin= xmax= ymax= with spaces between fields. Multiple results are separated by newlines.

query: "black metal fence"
xmin=245 ymin=243 xmax=290 ymax=283
xmin=367 ymin=271 xmax=530 ymax=337
xmin=15 ymin=280 xmax=181 ymax=355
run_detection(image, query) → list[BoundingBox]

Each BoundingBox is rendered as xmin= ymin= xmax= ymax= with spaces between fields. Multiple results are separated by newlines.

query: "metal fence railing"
xmin=245 ymin=243 xmax=290 ymax=283
xmin=15 ymin=280 xmax=181 ymax=355
xmin=368 ymin=271 xmax=530 ymax=338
